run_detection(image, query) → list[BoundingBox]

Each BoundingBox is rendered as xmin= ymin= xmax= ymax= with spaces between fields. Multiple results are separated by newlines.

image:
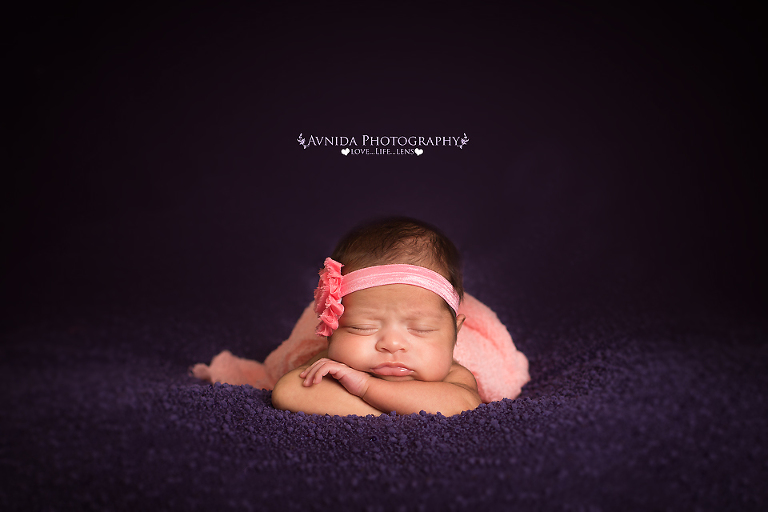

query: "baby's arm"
xmin=300 ymin=358 xmax=481 ymax=416
xmin=271 ymin=353 xmax=384 ymax=416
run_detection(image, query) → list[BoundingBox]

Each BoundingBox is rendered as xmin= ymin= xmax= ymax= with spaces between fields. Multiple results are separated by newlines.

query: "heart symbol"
xmin=341 ymin=148 xmax=350 ymax=156
xmin=414 ymin=148 xmax=423 ymax=156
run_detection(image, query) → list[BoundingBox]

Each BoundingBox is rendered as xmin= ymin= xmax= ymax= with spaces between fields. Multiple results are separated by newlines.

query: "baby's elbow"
xmin=463 ymin=395 xmax=482 ymax=414
xmin=431 ymin=394 xmax=481 ymax=417
xmin=270 ymin=383 xmax=286 ymax=411
xmin=271 ymin=374 xmax=299 ymax=412
xmin=446 ymin=384 xmax=482 ymax=416
xmin=448 ymin=398 xmax=481 ymax=416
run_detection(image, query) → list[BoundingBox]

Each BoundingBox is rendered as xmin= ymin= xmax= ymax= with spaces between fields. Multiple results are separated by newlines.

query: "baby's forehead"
xmin=342 ymin=285 xmax=450 ymax=317
xmin=345 ymin=302 xmax=445 ymax=318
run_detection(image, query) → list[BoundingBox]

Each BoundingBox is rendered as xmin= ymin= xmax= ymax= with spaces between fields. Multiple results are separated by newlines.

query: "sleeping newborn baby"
xmin=271 ymin=217 xmax=482 ymax=417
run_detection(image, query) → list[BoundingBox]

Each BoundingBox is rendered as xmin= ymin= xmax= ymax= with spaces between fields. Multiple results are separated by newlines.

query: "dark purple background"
xmin=2 ymin=3 xmax=766 ymax=510
xmin=4 ymin=3 xmax=764 ymax=331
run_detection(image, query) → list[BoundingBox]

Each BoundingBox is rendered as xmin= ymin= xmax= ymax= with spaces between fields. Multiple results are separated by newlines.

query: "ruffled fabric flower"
xmin=313 ymin=257 xmax=344 ymax=336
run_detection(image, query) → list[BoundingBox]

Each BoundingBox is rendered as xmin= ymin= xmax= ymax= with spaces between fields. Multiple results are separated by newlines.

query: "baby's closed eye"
xmin=347 ymin=326 xmax=377 ymax=334
xmin=408 ymin=327 xmax=437 ymax=334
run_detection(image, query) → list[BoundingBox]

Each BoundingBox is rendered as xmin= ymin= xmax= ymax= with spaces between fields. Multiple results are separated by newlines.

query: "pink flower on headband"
xmin=314 ymin=258 xmax=344 ymax=336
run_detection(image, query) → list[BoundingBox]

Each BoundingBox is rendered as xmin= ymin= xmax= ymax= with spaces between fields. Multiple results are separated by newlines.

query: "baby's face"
xmin=328 ymin=284 xmax=462 ymax=382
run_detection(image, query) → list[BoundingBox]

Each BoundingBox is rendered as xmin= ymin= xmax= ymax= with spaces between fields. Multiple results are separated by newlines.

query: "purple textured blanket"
xmin=2 ymin=269 xmax=765 ymax=510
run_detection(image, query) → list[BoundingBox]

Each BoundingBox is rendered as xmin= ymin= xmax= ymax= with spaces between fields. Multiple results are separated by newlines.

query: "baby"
xmin=271 ymin=217 xmax=482 ymax=417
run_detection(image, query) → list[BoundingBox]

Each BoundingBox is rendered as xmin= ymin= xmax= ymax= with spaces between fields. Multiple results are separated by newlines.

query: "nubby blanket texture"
xmin=192 ymin=293 xmax=530 ymax=404
xmin=4 ymin=285 xmax=766 ymax=512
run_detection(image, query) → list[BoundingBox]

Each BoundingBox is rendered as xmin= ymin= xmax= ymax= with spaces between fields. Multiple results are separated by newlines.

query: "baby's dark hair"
xmin=330 ymin=216 xmax=464 ymax=303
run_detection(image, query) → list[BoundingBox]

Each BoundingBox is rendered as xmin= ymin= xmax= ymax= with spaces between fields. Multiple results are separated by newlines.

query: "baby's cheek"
xmin=436 ymin=351 xmax=456 ymax=380
xmin=327 ymin=337 xmax=358 ymax=365
xmin=326 ymin=340 xmax=341 ymax=361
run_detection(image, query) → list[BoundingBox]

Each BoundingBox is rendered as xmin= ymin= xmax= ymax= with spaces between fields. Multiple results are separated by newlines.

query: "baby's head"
xmin=314 ymin=217 xmax=465 ymax=382
xmin=330 ymin=216 xmax=464 ymax=305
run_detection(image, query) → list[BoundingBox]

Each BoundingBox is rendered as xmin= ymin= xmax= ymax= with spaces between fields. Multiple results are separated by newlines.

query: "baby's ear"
xmin=455 ymin=314 xmax=466 ymax=334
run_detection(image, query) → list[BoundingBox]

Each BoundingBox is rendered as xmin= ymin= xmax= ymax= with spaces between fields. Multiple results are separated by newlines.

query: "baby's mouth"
xmin=371 ymin=363 xmax=413 ymax=376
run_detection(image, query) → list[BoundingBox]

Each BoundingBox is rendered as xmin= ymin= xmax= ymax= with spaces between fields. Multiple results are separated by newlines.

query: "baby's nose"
xmin=375 ymin=330 xmax=407 ymax=352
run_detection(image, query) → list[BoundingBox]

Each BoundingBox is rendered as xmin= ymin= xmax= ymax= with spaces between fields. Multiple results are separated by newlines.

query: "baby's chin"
xmin=380 ymin=375 xmax=416 ymax=382
xmin=367 ymin=372 xmax=417 ymax=382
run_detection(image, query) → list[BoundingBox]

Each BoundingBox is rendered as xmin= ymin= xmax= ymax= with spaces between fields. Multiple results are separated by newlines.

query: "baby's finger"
xmin=302 ymin=360 xmax=330 ymax=386
xmin=300 ymin=358 xmax=326 ymax=380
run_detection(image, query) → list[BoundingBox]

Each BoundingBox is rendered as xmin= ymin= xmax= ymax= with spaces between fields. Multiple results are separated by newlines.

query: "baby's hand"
xmin=299 ymin=358 xmax=370 ymax=398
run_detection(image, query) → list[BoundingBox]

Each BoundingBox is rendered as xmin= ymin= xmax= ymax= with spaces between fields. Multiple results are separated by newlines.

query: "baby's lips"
xmin=371 ymin=363 xmax=413 ymax=376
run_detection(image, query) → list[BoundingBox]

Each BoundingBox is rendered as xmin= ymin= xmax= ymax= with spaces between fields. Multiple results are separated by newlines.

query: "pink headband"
xmin=313 ymin=257 xmax=460 ymax=336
